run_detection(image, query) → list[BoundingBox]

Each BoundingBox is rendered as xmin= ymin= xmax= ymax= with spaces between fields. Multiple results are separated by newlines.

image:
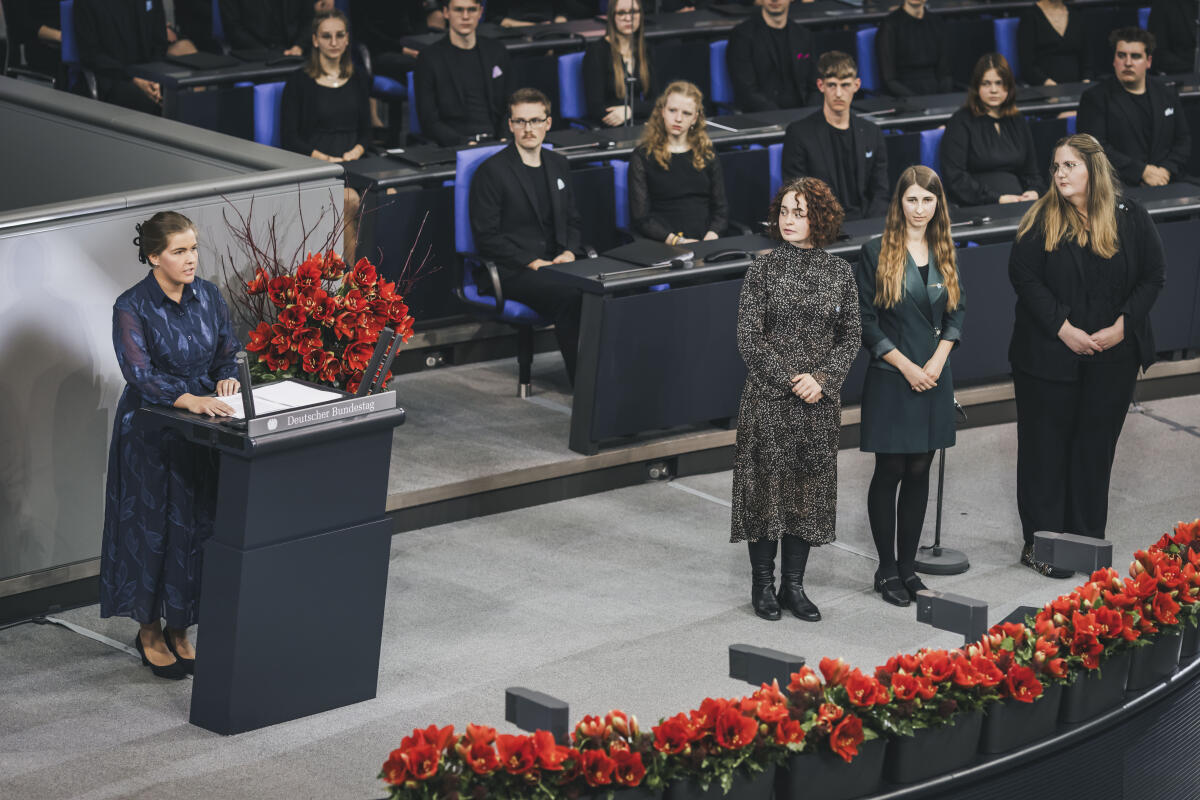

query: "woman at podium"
xmin=856 ymin=166 xmax=965 ymax=607
xmin=731 ymin=177 xmax=861 ymax=623
xmin=99 ymin=211 xmax=242 ymax=680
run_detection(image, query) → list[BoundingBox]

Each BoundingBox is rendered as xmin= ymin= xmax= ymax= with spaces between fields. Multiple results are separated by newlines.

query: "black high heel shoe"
xmin=134 ymin=632 xmax=188 ymax=680
xmin=873 ymin=568 xmax=911 ymax=607
xmin=163 ymin=629 xmax=196 ymax=675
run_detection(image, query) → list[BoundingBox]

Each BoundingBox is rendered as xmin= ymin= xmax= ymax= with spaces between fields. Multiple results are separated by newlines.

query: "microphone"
xmin=357 ymin=327 xmax=396 ymax=397
xmin=235 ymin=351 xmax=256 ymax=420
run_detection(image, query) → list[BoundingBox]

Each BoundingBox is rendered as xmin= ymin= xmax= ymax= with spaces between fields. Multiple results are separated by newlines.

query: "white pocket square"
xmin=492 ymin=65 xmax=503 ymax=78
xmin=865 ymin=150 xmax=873 ymax=158
xmin=557 ymin=178 xmax=566 ymax=190
xmin=1165 ymin=107 xmax=1175 ymax=116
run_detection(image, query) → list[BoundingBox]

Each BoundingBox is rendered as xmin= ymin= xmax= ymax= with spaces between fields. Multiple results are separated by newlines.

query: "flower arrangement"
xmin=380 ymin=519 xmax=1197 ymax=799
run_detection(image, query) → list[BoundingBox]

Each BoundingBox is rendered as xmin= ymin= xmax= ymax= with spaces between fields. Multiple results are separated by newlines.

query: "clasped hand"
xmin=791 ymin=373 xmax=823 ymax=404
xmin=903 ymin=357 xmax=941 ymax=392
xmin=1058 ymin=317 xmax=1124 ymax=355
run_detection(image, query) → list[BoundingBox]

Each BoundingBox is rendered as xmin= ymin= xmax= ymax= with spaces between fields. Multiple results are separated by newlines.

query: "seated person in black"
xmin=629 ymin=81 xmax=729 ymax=243
xmin=281 ymin=10 xmax=371 ymax=259
xmin=726 ymin=0 xmax=815 ymax=111
xmin=1078 ymin=27 xmax=1192 ymax=187
xmin=583 ymin=0 xmax=655 ymax=126
xmin=781 ymin=51 xmax=889 ymax=220
xmin=354 ymin=0 xmax=439 ymax=80
xmin=1148 ymin=0 xmax=1198 ymax=75
xmin=75 ymin=0 xmax=175 ymax=114
xmin=415 ymin=0 xmax=512 ymax=146
xmin=10 ymin=0 xmax=63 ymax=75
xmin=942 ymin=53 xmax=1044 ymax=207
xmin=218 ymin=0 xmax=312 ymax=55
xmin=173 ymin=0 xmax=221 ymax=54
xmin=1018 ymin=0 xmax=1093 ymax=86
xmin=876 ymin=0 xmax=952 ymax=97
xmin=469 ymin=88 xmax=584 ymax=384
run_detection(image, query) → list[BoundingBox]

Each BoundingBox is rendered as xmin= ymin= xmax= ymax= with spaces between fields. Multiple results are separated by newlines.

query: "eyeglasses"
xmin=1051 ymin=161 xmax=1082 ymax=175
xmin=510 ymin=117 xmax=548 ymax=128
xmin=613 ymin=9 xmax=642 ymax=17
xmin=778 ymin=207 xmax=808 ymax=219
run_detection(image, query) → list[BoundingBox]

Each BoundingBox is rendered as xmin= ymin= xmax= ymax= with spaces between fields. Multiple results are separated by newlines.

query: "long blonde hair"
xmin=1016 ymin=134 xmax=1120 ymax=258
xmin=638 ymin=81 xmax=714 ymax=171
xmin=875 ymin=166 xmax=961 ymax=310
xmin=605 ymin=0 xmax=651 ymax=102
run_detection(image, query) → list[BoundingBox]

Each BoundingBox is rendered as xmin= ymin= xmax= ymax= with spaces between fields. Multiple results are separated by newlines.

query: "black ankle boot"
xmin=778 ymin=537 xmax=820 ymax=621
xmin=747 ymin=540 xmax=781 ymax=620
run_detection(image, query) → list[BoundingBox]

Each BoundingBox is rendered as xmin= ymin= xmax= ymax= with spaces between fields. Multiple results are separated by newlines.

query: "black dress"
xmin=581 ymin=38 xmax=655 ymax=124
xmin=876 ymin=8 xmax=952 ymax=97
xmin=628 ymin=148 xmax=729 ymax=241
xmin=941 ymin=108 xmax=1045 ymax=206
xmin=281 ymin=70 xmax=372 ymax=159
xmin=1018 ymin=5 xmax=1093 ymax=85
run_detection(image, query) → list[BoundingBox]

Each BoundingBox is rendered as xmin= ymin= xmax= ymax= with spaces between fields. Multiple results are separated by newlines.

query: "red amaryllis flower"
xmin=295 ymin=286 xmax=329 ymax=315
xmin=296 ymin=258 xmax=323 ymax=289
xmin=357 ymin=310 xmax=387 ymax=340
xmin=310 ymin=295 xmax=338 ymax=324
xmin=951 ymin=662 xmax=980 ymax=688
xmin=532 ymin=730 xmax=570 ymax=771
xmin=293 ymin=328 xmax=323 ymax=356
xmin=713 ymin=705 xmax=757 ymax=750
xmin=462 ymin=723 xmax=496 ymax=747
xmin=302 ymin=348 xmax=331 ymax=374
xmin=829 ymin=715 xmax=864 ymax=763
xmin=345 ymin=369 xmax=366 ymax=395
xmin=1005 ymin=665 xmax=1044 ymax=703
xmin=320 ymin=250 xmax=345 ymax=280
xmin=246 ymin=321 xmax=273 ymax=352
xmin=969 ymin=656 xmax=1004 ymax=688
xmin=919 ymin=650 xmax=954 ymax=683
xmin=333 ymin=311 xmax=359 ymax=340
xmin=652 ymin=713 xmax=695 ymax=754
xmin=788 ymin=666 xmax=822 ymax=697
xmin=343 ymin=288 xmax=369 ymax=313
xmin=891 ymin=672 xmax=937 ymax=702
xmin=402 ymin=724 xmax=456 ymax=752
xmin=278 ymin=305 xmax=307 ymax=330
xmin=1152 ymin=590 xmax=1181 ymax=625
xmin=690 ymin=697 xmax=726 ymax=732
xmin=463 ymin=742 xmax=499 ymax=775
xmin=611 ymin=750 xmax=645 ymax=787
xmin=882 ymin=653 xmax=921 ymax=675
xmin=573 ymin=714 xmax=605 ymax=744
xmin=319 ymin=356 xmax=342 ymax=384
xmin=381 ymin=750 xmax=408 ymax=785
xmin=267 ymin=275 xmax=296 ymax=308
xmin=1045 ymin=657 xmax=1069 ymax=680
xmin=495 ymin=734 xmax=537 ymax=775
xmin=264 ymin=351 xmax=294 ymax=372
xmin=774 ymin=718 xmax=805 ymax=746
xmin=402 ymin=744 xmax=440 ymax=781
xmin=350 ymin=257 xmax=379 ymax=288
xmin=245 ymin=267 xmax=269 ymax=294
xmin=820 ymin=657 xmax=851 ymax=686
xmin=816 ymin=703 xmax=844 ymax=728
xmin=606 ymin=709 xmax=636 ymax=738
xmin=580 ymin=749 xmax=615 ymax=786
xmin=751 ymin=681 xmax=790 ymax=723
xmin=844 ymin=670 xmax=889 ymax=707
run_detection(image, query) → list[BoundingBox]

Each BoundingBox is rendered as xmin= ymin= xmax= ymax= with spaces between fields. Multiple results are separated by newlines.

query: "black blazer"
xmin=414 ymin=35 xmax=512 ymax=146
xmin=940 ymin=108 xmax=1044 ymax=206
xmin=582 ymin=38 xmax=655 ymax=124
xmin=726 ymin=15 xmax=814 ymax=111
xmin=218 ymin=0 xmax=312 ymax=51
xmin=75 ymin=0 xmax=166 ymax=85
xmin=1008 ymin=198 xmax=1165 ymax=378
xmin=469 ymin=144 xmax=583 ymax=273
xmin=1148 ymin=0 xmax=1198 ymax=75
xmin=1077 ymin=77 xmax=1192 ymax=185
xmin=781 ymin=111 xmax=889 ymax=219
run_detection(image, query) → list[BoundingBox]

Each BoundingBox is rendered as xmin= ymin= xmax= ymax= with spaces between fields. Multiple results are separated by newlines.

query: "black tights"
xmin=867 ymin=452 xmax=935 ymax=575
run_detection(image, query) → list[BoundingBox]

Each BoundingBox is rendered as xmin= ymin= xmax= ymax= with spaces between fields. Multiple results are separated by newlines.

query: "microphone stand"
xmin=624 ymin=73 xmax=636 ymax=127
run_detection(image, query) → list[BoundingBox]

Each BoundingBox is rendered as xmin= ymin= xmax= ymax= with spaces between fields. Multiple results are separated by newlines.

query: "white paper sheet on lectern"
xmin=220 ymin=380 xmax=344 ymax=419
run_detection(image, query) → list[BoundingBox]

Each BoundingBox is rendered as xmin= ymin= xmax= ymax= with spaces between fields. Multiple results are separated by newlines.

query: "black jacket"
xmin=726 ymin=15 xmax=814 ymax=111
xmin=218 ymin=0 xmax=312 ymax=52
xmin=75 ymin=0 xmax=167 ymax=85
xmin=415 ymin=35 xmax=512 ymax=146
xmin=1077 ymin=76 xmax=1192 ymax=186
xmin=781 ymin=111 xmax=889 ymax=219
xmin=1148 ymin=0 xmax=1198 ymax=75
xmin=1008 ymin=198 xmax=1165 ymax=378
xmin=940 ymin=108 xmax=1044 ymax=206
xmin=582 ymin=38 xmax=655 ymax=124
xmin=469 ymin=144 xmax=583 ymax=273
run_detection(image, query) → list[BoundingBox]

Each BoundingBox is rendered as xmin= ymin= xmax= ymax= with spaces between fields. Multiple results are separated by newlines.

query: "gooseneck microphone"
xmin=235 ymin=351 xmax=256 ymax=420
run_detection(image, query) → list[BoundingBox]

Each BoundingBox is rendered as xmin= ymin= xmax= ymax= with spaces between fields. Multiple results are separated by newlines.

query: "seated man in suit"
xmin=470 ymin=88 xmax=584 ymax=385
xmin=726 ymin=0 xmax=814 ymax=111
xmin=781 ymin=51 xmax=889 ymax=220
xmin=218 ymin=0 xmax=312 ymax=55
xmin=415 ymin=0 xmax=512 ymax=146
xmin=1077 ymin=27 xmax=1191 ymax=187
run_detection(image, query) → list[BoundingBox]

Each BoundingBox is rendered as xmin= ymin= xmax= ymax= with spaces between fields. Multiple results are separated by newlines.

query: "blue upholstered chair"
xmin=994 ymin=17 xmax=1020 ymax=81
xmin=710 ymin=40 xmax=735 ymax=112
xmin=453 ymin=145 xmax=551 ymax=397
xmin=768 ymin=142 xmax=783 ymax=200
xmin=557 ymin=51 xmax=588 ymax=125
xmin=1138 ymin=6 xmax=1150 ymax=28
xmin=407 ymin=70 xmax=422 ymax=136
xmin=919 ymin=127 xmax=945 ymax=173
xmin=856 ymin=27 xmax=879 ymax=94
xmin=59 ymin=0 xmax=97 ymax=99
xmin=211 ymin=0 xmax=226 ymax=47
xmin=252 ymin=81 xmax=286 ymax=147
xmin=1066 ymin=114 xmax=1077 ymax=135
xmin=612 ymin=159 xmax=630 ymax=231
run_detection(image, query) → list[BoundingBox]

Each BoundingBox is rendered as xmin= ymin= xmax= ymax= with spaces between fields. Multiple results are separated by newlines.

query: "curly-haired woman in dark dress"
xmin=731 ymin=177 xmax=862 ymax=622
xmin=100 ymin=211 xmax=241 ymax=679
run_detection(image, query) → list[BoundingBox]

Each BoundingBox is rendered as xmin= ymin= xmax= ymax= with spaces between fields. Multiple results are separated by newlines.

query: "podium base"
xmin=915 ymin=545 xmax=970 ymax=575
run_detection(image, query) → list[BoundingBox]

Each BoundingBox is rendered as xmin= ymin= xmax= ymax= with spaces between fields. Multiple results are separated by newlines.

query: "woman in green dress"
xmin=856 ymin=166 xmax=966 ymax=608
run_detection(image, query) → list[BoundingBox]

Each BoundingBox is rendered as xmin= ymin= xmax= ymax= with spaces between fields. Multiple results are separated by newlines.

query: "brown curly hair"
xmin=766 ymin=177 xmax=845 ymax=248
xmin=638 ymin=81 xmax=715 ymax=171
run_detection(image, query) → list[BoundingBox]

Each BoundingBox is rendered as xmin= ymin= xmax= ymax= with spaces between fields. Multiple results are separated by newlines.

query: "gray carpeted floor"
xmin=1 ymin=385 xmax=1197 ymax=800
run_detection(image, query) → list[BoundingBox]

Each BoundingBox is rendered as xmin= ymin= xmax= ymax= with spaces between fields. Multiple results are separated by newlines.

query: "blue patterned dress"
xmin=100 ymin=272 xmax=240 ymax=628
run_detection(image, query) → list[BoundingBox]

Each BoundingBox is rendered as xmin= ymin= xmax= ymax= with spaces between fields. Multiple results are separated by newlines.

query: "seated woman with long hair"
xmin=582 ymin=0 xmax=655 ymax=126
xmin=628 ymin=80 xmax=729 ymax=244
xmin=281 ymin=9 xmax=370 ymax=259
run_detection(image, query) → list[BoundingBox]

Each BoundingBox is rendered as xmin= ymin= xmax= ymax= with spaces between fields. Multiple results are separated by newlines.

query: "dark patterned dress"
xmin=100 ymin=272 xmax=239 ymax=628
xmin=730 ymin=244 xmax=862 ymax=544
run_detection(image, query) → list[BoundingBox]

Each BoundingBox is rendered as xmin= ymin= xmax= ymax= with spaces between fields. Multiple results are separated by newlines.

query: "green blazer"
xmin=855 ymin=236 xmax=965 ymax=372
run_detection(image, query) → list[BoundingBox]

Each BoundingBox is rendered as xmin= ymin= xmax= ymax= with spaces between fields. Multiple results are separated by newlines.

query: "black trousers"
xmin=499 ymin=268 xmax=582 ymax=384
xmin=1013 ymin=356 xmax=1139 ymax=544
